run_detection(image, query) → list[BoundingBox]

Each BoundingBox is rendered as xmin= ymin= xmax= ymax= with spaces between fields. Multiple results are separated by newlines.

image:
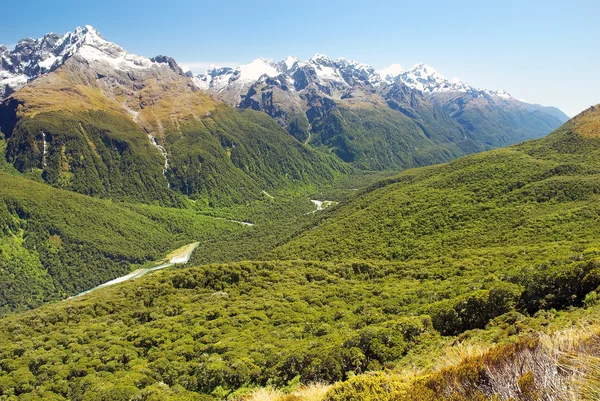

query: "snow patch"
xmin=379 ymin=64 xmax=404 ymax=81
xmin=237 ymin=58 xmax=279 ymax=82
xmin=284 ymin=56 xmax=299 ymax=70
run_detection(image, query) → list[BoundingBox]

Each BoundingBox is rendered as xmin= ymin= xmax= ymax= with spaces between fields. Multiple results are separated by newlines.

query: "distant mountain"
xmin=391 ymin=63 xmax=571 ymax=147
xmin=194 ymin=55 xmax=569 ymax=170
xmin=0 ymin=27 xmax=348 ymax=205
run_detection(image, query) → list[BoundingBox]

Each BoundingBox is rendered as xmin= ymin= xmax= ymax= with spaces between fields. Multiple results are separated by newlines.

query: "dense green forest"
xmin=0 ymin=101 xmax=349 ymax=207
xmin=164 ymin=105 xmax=349 ymax=206
xmin=305 ymin=102 xmax=465 ymax=170
xmin=0 ymin=171 xmax=247 ymax=314
xmin=0 ymin=107 xmax=599 ymax=399
xmin=1 ymin=257 xmax=599 ymax=400
xmin=3 ymin=109 xmax=173 ymax=204
xmin=274 ymin=107 xmax=600 ymax=263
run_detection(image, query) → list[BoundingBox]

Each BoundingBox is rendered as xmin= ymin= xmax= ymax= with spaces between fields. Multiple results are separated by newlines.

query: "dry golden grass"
xmin=13 ymin=71 xmax=125 ymax=118
xmin=10 ymin=61 xmax=218 ymax=139
xmin=539 ymin=321 xmax=600 ymax=400
xmin=571 ymin=104 xmax=600 ymax=138
xmin=136 ymin=77 xmax=217 ymax=135
xmin=235 ymin=383 xmax=331 ymax=401
xmin=431 ymin=340 xmax=491 ymax=372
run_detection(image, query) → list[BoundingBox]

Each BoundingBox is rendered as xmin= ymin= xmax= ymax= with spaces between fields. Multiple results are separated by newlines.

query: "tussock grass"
xmin=324 ymin=321 xmax=600 ymax=401
xmin=235 ymin=383 xmax=331 ymax=401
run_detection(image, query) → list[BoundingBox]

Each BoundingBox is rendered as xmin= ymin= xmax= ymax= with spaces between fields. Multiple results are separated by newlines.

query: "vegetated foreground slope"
xmin=0 ymin=108 xmax=599 ymax=400
xmin=0 ymin=171 xmax=244 ymax=314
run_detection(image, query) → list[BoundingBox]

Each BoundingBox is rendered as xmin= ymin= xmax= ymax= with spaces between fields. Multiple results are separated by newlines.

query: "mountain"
xmin=0 ymin=27 xmax=348 ymax=205
xmin=392 ymin=63 xmax=571 ymax=147
xmin=194 ymin=55 xmax=568 ymax=170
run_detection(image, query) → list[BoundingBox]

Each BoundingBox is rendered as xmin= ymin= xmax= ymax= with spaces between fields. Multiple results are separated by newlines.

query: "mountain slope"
xmin=273 ymin=105 xmax=600 ymax=262
xmin=394 ymin=63 xmax=570 ymax=146
xmin=196 ymin=56 xmax=568 ymax=171
xmin=0 ymin=27 xmax=348 ymax=205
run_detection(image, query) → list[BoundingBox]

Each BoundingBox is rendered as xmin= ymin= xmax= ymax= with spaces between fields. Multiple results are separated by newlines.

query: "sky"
xmin=1 ymin=0 xmax=598 ymax=116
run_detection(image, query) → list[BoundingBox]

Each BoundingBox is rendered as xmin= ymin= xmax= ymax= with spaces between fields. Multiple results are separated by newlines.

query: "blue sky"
xmin=1 ymin=0 xmax=598 ymax=116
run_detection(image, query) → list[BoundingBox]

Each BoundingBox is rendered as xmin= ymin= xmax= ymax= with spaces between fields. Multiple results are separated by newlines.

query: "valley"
xmin=0 ymin=20 xmax=598 ymax=401
xmin=73 ymin=242 xmax=201 ymax=298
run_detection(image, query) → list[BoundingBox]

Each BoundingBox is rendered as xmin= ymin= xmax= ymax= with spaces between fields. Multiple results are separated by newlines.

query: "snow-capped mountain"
xmin=381 ymin=63 xmax=513 ymax=100
xmin=0 ymin=25 xmax=170 ymax=99
xmin=394 ymin=63 xmax=474 ymax=93
xmin=190 ymin=53 xmax=568 ymax=169
xmin=194 ymin=54 xmax=382 ymax=95
xmin=193 ymin=56 xmax=515 ymax=101
xmin=0 ymin=25 xmax=569 ymax=174
xmin=192 ymin=58 xmax=280 ymax=91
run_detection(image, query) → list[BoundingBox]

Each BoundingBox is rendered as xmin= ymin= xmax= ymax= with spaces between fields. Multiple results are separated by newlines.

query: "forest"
xmin=0 ymin=107 xmax=599 ymax=399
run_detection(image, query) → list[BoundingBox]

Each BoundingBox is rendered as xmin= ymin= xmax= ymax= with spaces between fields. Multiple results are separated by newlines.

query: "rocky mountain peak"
xmin=309 ymin=53 xmax=330 ymax=63
xmin=151 ymin=55 xmax=185 ymax=75
xmin=0 ymin=25 xmax=175 ymax=100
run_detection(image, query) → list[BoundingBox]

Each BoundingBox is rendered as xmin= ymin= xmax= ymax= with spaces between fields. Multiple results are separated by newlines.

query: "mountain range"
xmin=0 ymin=26 xmax=347 ymax=205
xmin=1 ymin=26 xmax=568 ymax=186
xmin=193 ymin=54 xmax=569 ymax=169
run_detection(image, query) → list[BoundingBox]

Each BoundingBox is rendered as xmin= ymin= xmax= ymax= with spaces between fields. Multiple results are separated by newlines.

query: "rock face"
xmin=194 ymin=55 xmax=569 ymax=169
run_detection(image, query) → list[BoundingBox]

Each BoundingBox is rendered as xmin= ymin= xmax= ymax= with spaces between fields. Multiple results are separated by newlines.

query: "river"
xmin=72 ymin=242 xmax=200 ymax=298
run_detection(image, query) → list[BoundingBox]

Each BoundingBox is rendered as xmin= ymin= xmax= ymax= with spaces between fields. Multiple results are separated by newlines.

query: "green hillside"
xmin=3 ymin=108 xmax=173 ymax=204
xmin=0 ymin=171 xmax=244 ymax=314
xmin=310 ymin=102 xmax=466 ymax=170
xmin=0 ymin=107 xmax=599 ymax=400
xmin=166 ymin=106 xmax=349 ymax=206
xmin=274 ymin=106 xmax=600 ymax=263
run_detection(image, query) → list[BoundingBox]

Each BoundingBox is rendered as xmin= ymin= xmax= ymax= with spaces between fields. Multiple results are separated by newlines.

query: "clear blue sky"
xmin=1 ymin=0 xmax=598 ymax=116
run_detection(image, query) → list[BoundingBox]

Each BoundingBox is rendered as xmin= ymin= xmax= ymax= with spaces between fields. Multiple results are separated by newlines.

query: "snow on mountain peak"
xmin=310 ymin=53 xmax=330 ymax=63
xmin=237 ymin=58 xmax=280 ymax=82
xmin=188 ymin=55 xmax=514 ymax=102
xmin=399 ymin=63 xmax=472 ymax=93
xmin=283 ymin=56 xmax=299 ymax=70
xmin=378 ymin=64 xmax=404 ymax=82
